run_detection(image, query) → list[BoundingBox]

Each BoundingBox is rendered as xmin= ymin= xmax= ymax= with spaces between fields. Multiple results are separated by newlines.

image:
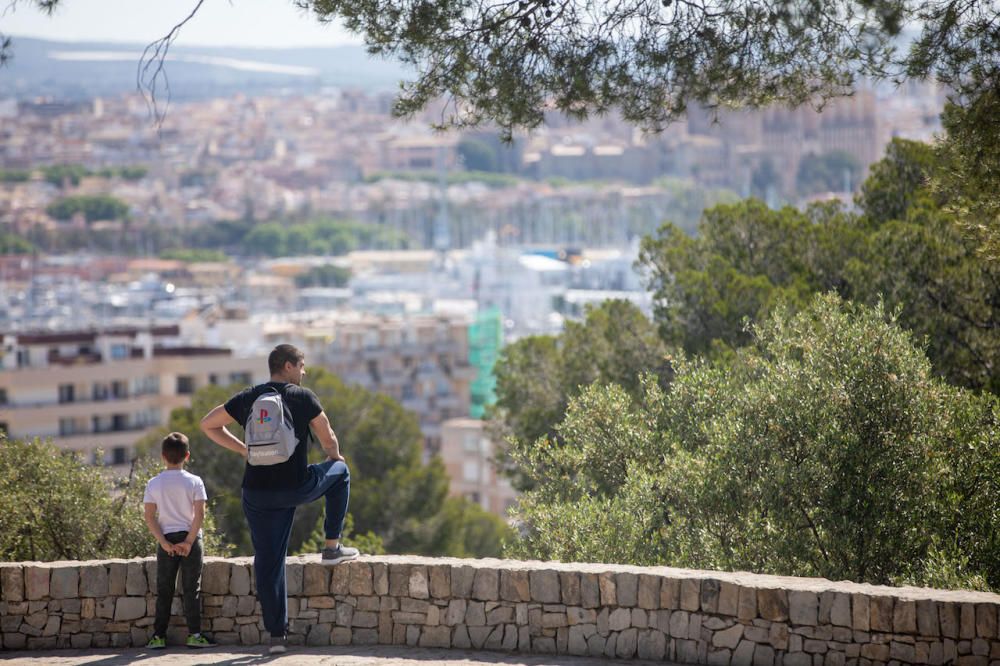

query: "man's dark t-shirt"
xmin=224 ymin=382 xmax=323 ymax=491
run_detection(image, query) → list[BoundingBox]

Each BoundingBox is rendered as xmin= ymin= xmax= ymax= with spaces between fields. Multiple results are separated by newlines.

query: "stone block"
xmin=106 ymin=563 xmax=126 ymax=596
xmin=769 ymin=623 xmax=789 ymax=650
xmin=125 ymin=562 xmax=146 ymax=596
xmin=241 ymin=623 xmax=261 ymax=646
xmin=608 ymin=608 xmax=631 ymax=632
xmin=50 ymin=567 xmax=78 ymax=599
xmin=79 ymin=565 xmax=109 ymax=598
xmin=428 ymin=565 xmax=450 ymax=599
xmin=302 ymin=563 xmax=329 ymax=596
xmin=790 ymin=591 xmax=819 ymax=626
xmin=472 ymin=568 xmax=498 ymax=601
xmin=940 ymin=603 xmax=961 ymax=639
xmin=42 ymin=615 xmax=61 ymax=637
xmin=871 ymin=597 xmax=894 ymax=633
xmin=450 ymin=565 xmax=474 ymax=598
xmin=372 ymin=562 xmax=389 ymax=595
xmin=616 ymin=627 xmax=638 ymax=658
xmin=202 ymin=561 xmax=230 ymax=595
xmin=353 ymin=628 xmax=378 ymax=645
xmin=638 ymin=629 xmax=667 ymax=660
xmin=348 ymin=562 xmax=374 ymax=596
xmin=599 ymin=572 xmax=617 ymax=606
xmin=353 ymin=611 xmax=378 ymax=629
xmin=617 ymin=573 xmax=639 ymax=608
xmin=758 ymin=589 xmax=789 ymax=622
xmin=487 ymin=605 xmax=514 ymax=625
xmin=575 ymin=573 xmax=597 ymax=608
xmin=677 ymin=638 xmax=700 ymax=663
xmin=587 ymin=632 xmax=606 ymax=657
xmin=568 ymin=607 xmax=596 ymax=625
xmin=702 ymin=579 xmax=722 ymax=614
xmin=740 ymin=586 xmax=758 ymax=621
xmin=389 ymin=564 xmax=411 ymax=597
xmin=709 ymin=647 xmax=733 ymax=666
xmin=894 ymin=600 xmax=917 ymax=634
xmin=470 ymin=626 xmax=492 ymax=649
xmin=1 ymin=567 xmax=24 ymax=602
xmin=530 ymin=570 xmax=560 ymax=604
xmin=330 ymin=564 xmax=350 ymax=595
xmin=230 ymin=565 xmax=251 ymax=596
xmin=114 ymin=597 xmax=146 ymax=622
xmin=917 ymin=600 xmax=939 ymax=637
xmin=852 ymin=594 xmax=870 ymax=631
xmin=662 ymin=578 xmax=681 ymax=610
xmin=445 ymin=599 xmax=467 ymax=626
xmin=963 ymin=604 xmax=978 ymax=639
xmin=861 ymin=643 xmax=890 ymax=661
xmin=466 ymin=600 xmax=486 ymax=626
xmin=501 ymin=570 xmax=530 ymax=602
xmin=715 ymin=624 xmax=745 ymax=649
xmin=378 ymin=609 xmax=393 ymax=644
xmin=718 ymin=582 xmax=740 ymax=616
xmin=543 ymin=612 xmax=568 ymax=629
xmin=977 ymin=605 xmax=997 ymax=639
xmin=332 ymin=627 xmax=352 ymax=645
xmin=560 ymin=572 xmax=581 ymax=606
xmin=420 ymin=625 xmax=451 ymax=648
xmin=804 ymin=639 xmax=829 ymax=653
xmin=681 ymin=579 xmax=701 ymax=611
xmin=786 ymin=653 xmax=813 ymax=666
xmin=829 ymin=593 xmax=852 ymax=628
xmin=754 ymin=643 xmax=776 ymax=666
xmin=733 ymin=639 xmax=757 ymax=666
xmin=670 ymin=610 xmax=690 ymax=639
xmin=409 ymin=566 xmax=430 ymax=599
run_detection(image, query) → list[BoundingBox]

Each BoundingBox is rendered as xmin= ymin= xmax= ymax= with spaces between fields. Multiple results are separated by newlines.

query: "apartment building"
xmin=0 ymin=326 xmax=268 ymax=464
xmin=440 ymin=418 xmax=517 ymax=519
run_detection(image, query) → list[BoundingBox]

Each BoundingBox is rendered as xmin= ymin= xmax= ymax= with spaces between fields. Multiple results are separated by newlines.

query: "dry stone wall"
xmin=2 ymin=555 xmax=1000 ymax=666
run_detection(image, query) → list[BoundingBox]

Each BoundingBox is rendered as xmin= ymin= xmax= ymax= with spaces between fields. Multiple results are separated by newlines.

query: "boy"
xmin=143 ymin=431 xmax=216 ymax=649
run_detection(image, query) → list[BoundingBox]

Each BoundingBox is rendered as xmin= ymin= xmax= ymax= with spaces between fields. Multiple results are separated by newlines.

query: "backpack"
xmin=245 ymin=388 xmax=298 ymax=466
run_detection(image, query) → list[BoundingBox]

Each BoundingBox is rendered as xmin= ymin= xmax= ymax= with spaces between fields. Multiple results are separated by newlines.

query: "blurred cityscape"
xmin=0 ymin=38 xmax=947 ymax=518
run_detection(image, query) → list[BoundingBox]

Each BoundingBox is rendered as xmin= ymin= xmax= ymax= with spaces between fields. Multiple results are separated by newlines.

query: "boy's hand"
xmin=159 ymin=540 xmax=176 ymax=555
xmin=175 ymin=542 xmax=192 ymax=557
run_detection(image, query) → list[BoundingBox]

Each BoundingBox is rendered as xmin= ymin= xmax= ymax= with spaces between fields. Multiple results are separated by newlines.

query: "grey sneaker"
xmin=268 ymin=634 xmax=288 ymax=654
xmin=321 ymin=544 xmax=359 ymax=564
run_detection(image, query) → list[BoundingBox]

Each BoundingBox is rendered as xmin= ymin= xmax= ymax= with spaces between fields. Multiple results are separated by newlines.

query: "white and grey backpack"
xmin=245 ymin=388 xmax=298 ymax=466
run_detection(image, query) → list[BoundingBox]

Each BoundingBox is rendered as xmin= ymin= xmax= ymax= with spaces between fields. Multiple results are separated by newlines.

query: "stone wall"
xmin=2 ymin=555 xmax=1000 ymax=665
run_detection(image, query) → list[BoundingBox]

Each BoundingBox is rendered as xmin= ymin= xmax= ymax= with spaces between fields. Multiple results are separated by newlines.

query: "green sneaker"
xmin=186 ymin=633 xmax=217 ymax=648
xmin=146 ymin=635 xmax=166 ymax=650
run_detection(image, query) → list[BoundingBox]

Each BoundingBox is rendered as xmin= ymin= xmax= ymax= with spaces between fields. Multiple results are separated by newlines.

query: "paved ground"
xmin=0 ymin=645 xmax=670 ymax=665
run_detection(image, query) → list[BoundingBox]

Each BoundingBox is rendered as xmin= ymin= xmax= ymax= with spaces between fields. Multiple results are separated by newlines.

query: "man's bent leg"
xmin=242 ymin=490 xmax=296 ymax=636
xmin=289 ymin=460 xmax=350 ymax=539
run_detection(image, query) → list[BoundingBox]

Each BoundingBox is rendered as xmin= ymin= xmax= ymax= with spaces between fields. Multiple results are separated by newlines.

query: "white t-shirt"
xmin=143 ymin=469 xmax=208 ymax=535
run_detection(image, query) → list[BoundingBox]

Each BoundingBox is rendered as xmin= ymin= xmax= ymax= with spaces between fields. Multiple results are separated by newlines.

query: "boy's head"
xmin=161 ymin=431 xmax=190 ymax=465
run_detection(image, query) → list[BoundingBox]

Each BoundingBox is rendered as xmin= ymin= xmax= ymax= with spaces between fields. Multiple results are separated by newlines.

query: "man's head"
xmin=161 ymin=431 xmax=190 ymax=466
xmin=269 ymin=343 xmax=306 ymax=385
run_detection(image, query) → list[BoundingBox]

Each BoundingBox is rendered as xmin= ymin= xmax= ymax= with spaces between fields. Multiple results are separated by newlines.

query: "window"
xmin=462 ymin=460 xmax=481 ymax=483
xmin=16 ymin=349 xmax=30 ymax=367
xmin=110 ymin=344 xmax=129 ymax=360
xmin=92 ymin=383 xmax=109 ymax=401
xmin=59 ymin=418 xmax=77 ymax=436
xmin=208 ymin=373 xmax=219 ymax=386
xmin=58 ymin=384 xmax=75 ymax=404
xmin=0 ymin=422 xmax=7 ymax=436
xmin=112 ymin=414 xmax=128 ymax=432
xmin=0 ymin=388 xmax=7 ymax=405
xmin=112 ymin=447 xmax=128 ymax=465
xmin=111 ymin=381 xmax=128 ymax=399
xmin=463 ymin=434 xmax=480 ymax=453
xmin=176 ymin=375 xmax=195 ymax=395
xmin=230 ymin=372 xmax=251 ymax=386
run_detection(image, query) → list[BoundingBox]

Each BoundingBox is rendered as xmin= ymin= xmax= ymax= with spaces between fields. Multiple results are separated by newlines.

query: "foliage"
xmin=96 ymin=165 xmax=149 ymax=181
xmin=41 ymin=164 xmax=90 ymax=188
xmin=491 ymin=299 xmax=671 ymax=490
xmin=294 ymin=264 xmax=352 ymax=288
xmin=0 ymin=435 xmax=228 ymax=562
xmin=242 ymin=219 xmax=406 ymax=257
xmin=364 ymin=170 xmax=522 ymax=189
xmin=46 ymin=194 xmax=129 ymax=223
xmin=0 ymin=169 xmax=30 ymax=183
xmin=508 ymin=295 xmax=1000 ymax=589
xmin=143 ymin=371 xmax=512 ymax=557
xmin=159 ymin=248 xmax=230 ymax=263
xmin=0 ymin=232 xmax=34 ymax=254
xmin=796 ymin=151 xmax=861 ymax=196
xmin=458 ymin=138 xmax=499 ymax=172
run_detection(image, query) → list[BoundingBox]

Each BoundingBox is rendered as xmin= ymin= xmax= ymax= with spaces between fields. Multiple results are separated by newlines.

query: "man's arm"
xmin=176 ymin=500 xmax=206 ymax=557
xmin=200 ymin=405 xmax=248 ymax=458
xmin=309 ymin=411 xmax=344 ymax=462
xmin=144 ymin=503 xmax=175 ymax=555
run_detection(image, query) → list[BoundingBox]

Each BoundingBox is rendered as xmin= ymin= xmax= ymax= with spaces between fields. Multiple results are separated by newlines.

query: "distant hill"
xmin=0 ymin=37 xmax=409 ymax=100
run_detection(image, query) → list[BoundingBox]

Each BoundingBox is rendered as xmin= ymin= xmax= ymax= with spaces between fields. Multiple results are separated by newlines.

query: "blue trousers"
xmin=242 ymin=459 xmax=350 ymax=635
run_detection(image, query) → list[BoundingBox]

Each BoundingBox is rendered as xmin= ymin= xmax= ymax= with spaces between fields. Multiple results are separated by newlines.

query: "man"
xmin=200 ymin=343 xmax=358 ymax=654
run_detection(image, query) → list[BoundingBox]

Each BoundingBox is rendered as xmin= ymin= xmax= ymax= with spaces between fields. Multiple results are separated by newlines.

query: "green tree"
xmin=0 ymin=435 xmax=227 ymax=562
xmin=159 ymin=248 xmax=230 ymax=263
xmin=0 ymin=232 xmax=34 ymax=254
xmin=46 ymin=194 xmax=129 ymax=223
xmin=40 ymin=164 xmax=90 ymax=188
xmin=492 ymin=299 xmax=671 ymax=490
xmin=458 ymin=138 xmax=499 ymax=172
xmin=508 ymin=294 xmax=1000 ymax=589
xmin=796 ymin=151 xmax=862 ymax=196
xmin=294 ymin=264 xmax=352 ymax=288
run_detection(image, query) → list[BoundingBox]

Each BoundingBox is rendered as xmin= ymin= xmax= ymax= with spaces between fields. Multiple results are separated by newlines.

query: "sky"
xmin=1 ymin=0 xmax=361 ymax=48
